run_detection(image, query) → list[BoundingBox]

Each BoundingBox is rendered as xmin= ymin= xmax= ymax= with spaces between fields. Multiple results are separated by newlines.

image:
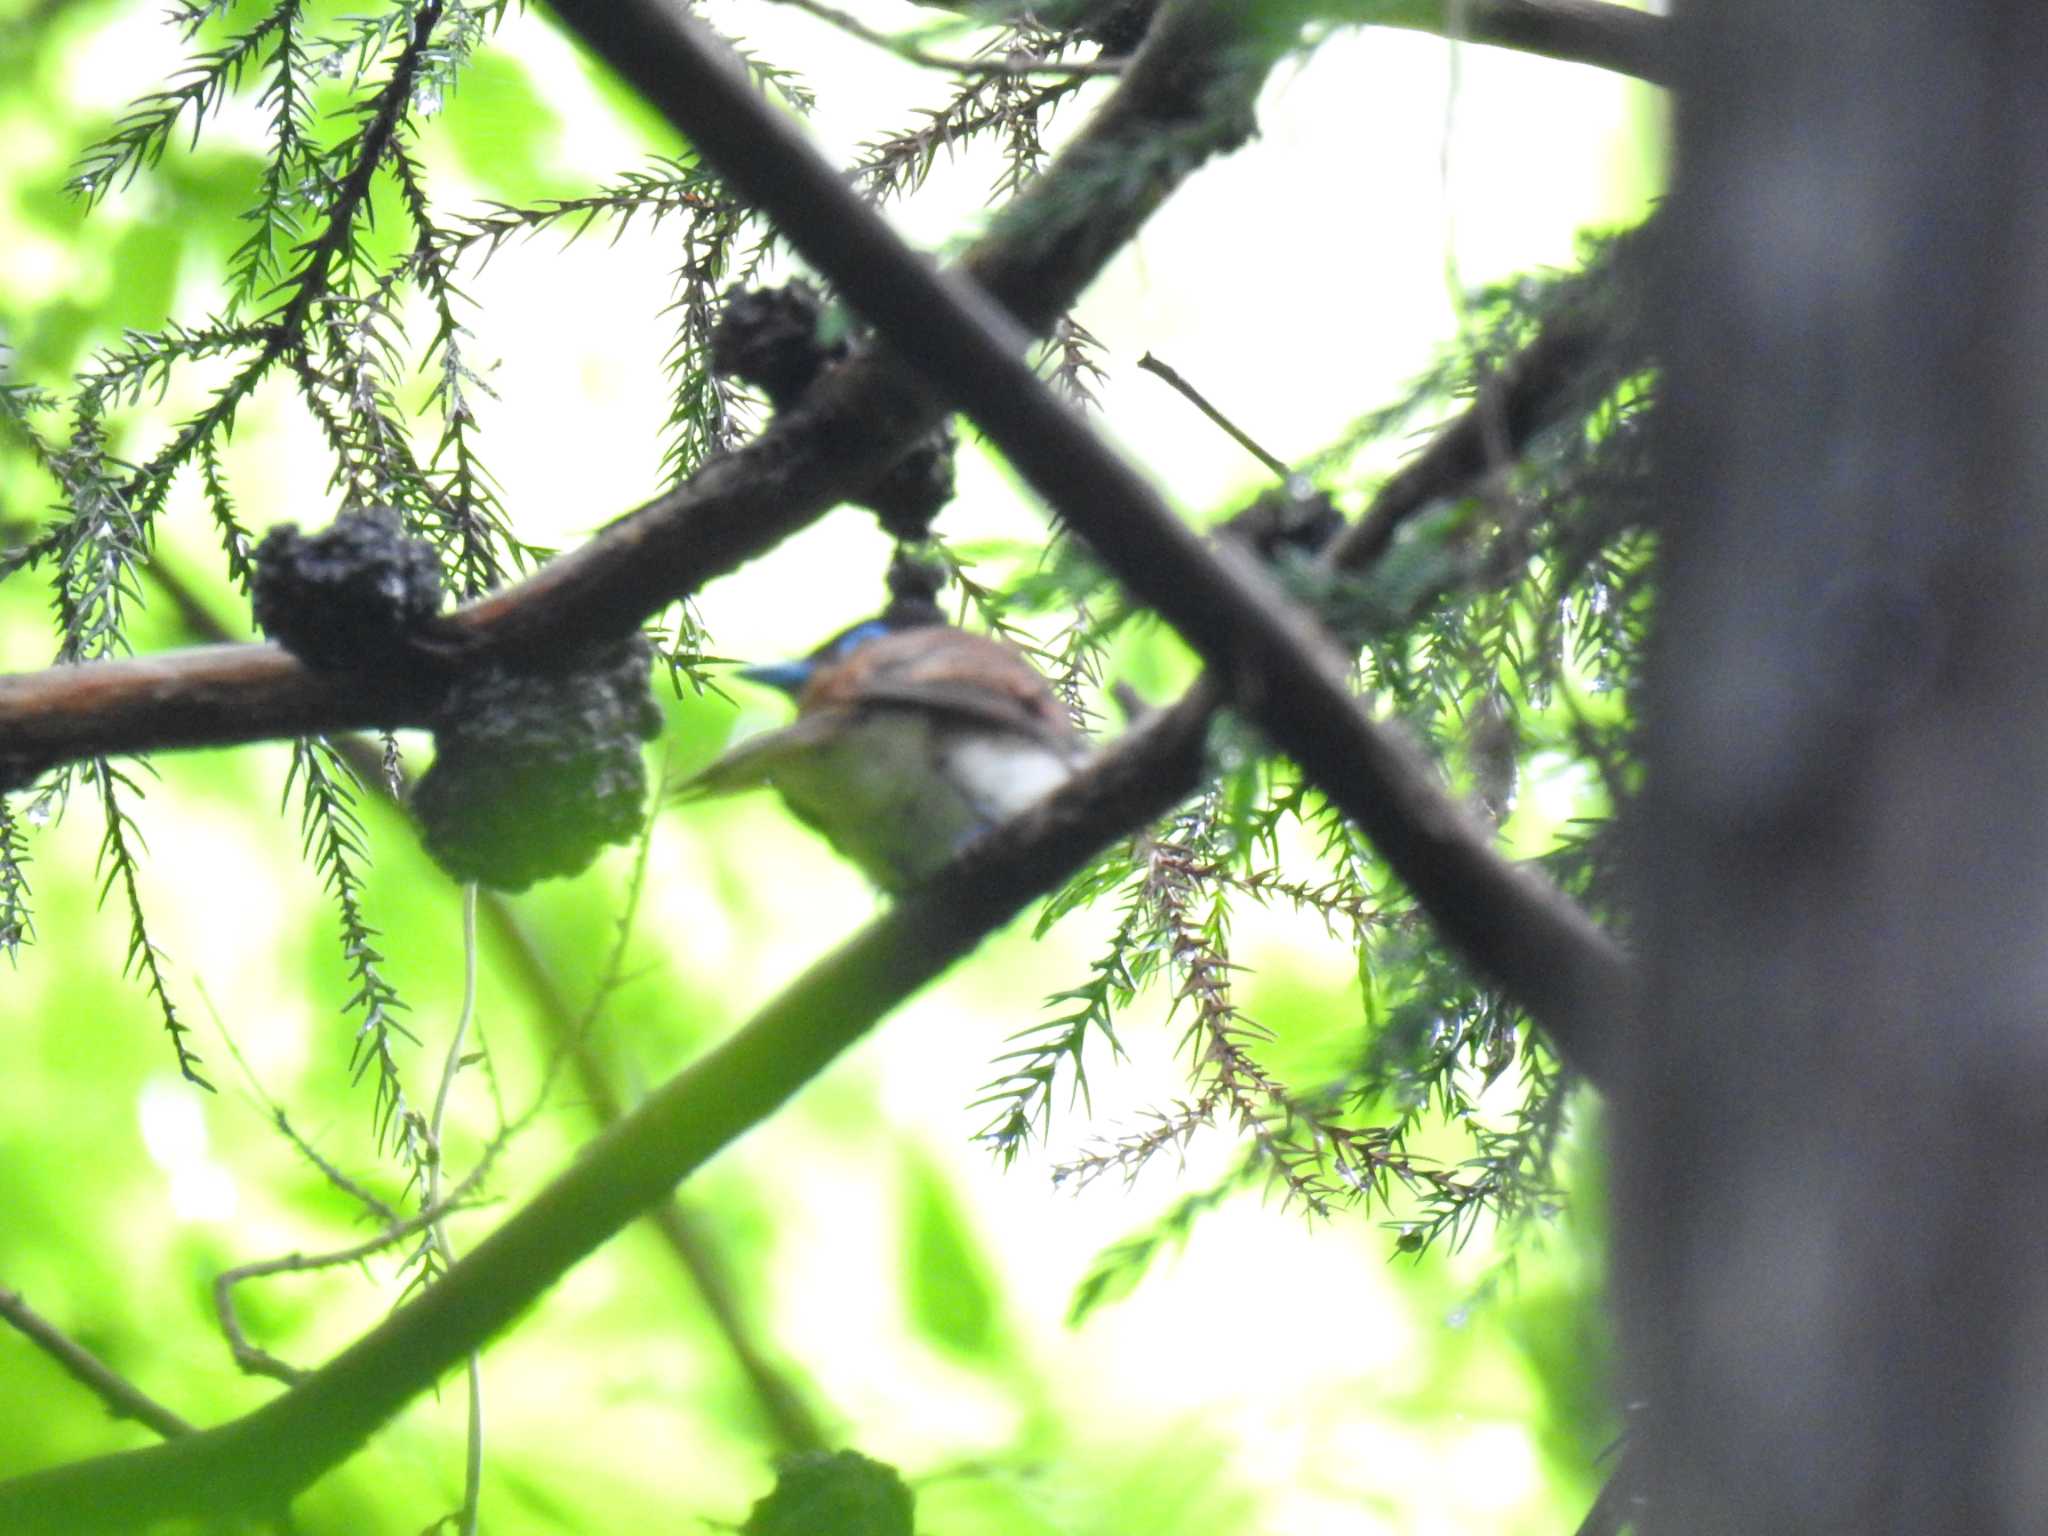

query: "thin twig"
xmin=142 ymin=558 xmax=833 ymax=1457
xmin=1572 ymin=1447 xmax=1639 ymax=1536
xmin=764 ymin=0 xmax=1123 ymax=77
xmin=212 ymin=1183 xmax=489 ymax=1387
xmin=197 ymin=979 xmax=401 ymax=1226
xmin=1136 ymin=350 xmax=1291 ymax=479
xmin=480 ymin=863 xmax=839 ymax=1456
xmin=0 ymin=1286 xmax=194 ymax=1440
xmin=211 ymin=979 xmax=528 ymax=1392
xmin=426 ymin=885 xmax=484 ymax=1536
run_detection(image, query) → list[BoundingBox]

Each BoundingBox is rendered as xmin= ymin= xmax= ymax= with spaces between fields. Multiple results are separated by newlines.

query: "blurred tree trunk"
xmin=1624 ymin=3 xmax=2048 ymax=1533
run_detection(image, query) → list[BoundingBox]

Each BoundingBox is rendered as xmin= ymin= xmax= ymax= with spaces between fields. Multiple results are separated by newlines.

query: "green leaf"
xmin=901 ymin=1156 xmax=1007 ymax=1361
xmin=744 ymin=1450 xmax=914 ymax=1536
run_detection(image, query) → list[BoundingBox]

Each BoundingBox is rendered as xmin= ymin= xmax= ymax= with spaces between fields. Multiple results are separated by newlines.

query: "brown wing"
xmin=809 ymin=628 xmax=1082 ymax=750
xmin=851 ymin=680 xmax=1076 ymax=747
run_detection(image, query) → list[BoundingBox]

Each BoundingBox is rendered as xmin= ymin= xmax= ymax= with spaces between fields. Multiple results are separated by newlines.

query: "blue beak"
xmin=738 ymin=659 xmax=814 ymax=696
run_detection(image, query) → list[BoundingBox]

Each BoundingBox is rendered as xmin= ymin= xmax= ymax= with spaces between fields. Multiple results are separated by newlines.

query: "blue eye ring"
xmin=739 ymin=618 xmax=896 ymax=696
xmin=829 ymin=619 xmax=892 ymax=659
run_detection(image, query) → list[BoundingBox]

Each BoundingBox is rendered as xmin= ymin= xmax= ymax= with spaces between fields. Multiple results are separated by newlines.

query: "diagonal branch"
xmin=0 ymin=686 xmax=1212 ymax=1533
xmin=545 ymin=0 xmax=1632 ymax=1071
xmin=909 ymin=0 xmax=1674 ymax=84
xmin=4 ymin=0 xmax=1637 ymax=1072
xmin=0 ymin=220 xmax=1639 ymax=1531
xmin=767 ymin=0 xmax=1127 ymax=77
xmin=1327 ymin=303 xmax=1636 ymax=571
xmin=0 ymin=0 xmax=1279 ymax=785
xmin=0 ymin=1 xmax=1642 ymax=1524
xmin=1351 ymin=0 xmax=1671 ymax=85
xmin=0 ymin=1285 xmax=194 ymax=1443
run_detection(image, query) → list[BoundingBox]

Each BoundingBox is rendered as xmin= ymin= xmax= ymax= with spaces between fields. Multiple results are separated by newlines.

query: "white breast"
xmin=942 ymin=732 xmax=1078 ymax=822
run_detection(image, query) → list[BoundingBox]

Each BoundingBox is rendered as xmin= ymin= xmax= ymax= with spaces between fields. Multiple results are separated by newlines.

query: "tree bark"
xmin=1627 ymin=4 xmax=2048 ymax=1533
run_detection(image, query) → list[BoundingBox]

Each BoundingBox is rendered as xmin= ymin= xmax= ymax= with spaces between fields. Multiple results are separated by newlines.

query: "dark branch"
xmin=766 ymin=0 xmax=1127 ymax=76
xmin=0 ymin=203 xmax=1639 ymax=1527
xmin=1328 ymin=304 xmax=1630 ymax=572
xmin=1571 ymin=1449 xmax=1640 ymax=1536
xmin=909 ymin=0 xmax=1674 ymax=85
xmin=0 ymin=643 xmax=415 ymax=786
xmin=1385 ymin=0 xmax=1673 ymax=86
xmin=0 ymin=684 xmax=1211 ymax=1532
xmin=0 ymin=0 xmax=1281 ymax=783
xmin=538 ymin=0 xmax=1631 ymax=1071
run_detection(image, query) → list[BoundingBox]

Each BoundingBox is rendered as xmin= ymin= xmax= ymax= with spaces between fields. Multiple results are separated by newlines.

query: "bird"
xmin=676 ymin=615 xmax=1089 ymax=892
